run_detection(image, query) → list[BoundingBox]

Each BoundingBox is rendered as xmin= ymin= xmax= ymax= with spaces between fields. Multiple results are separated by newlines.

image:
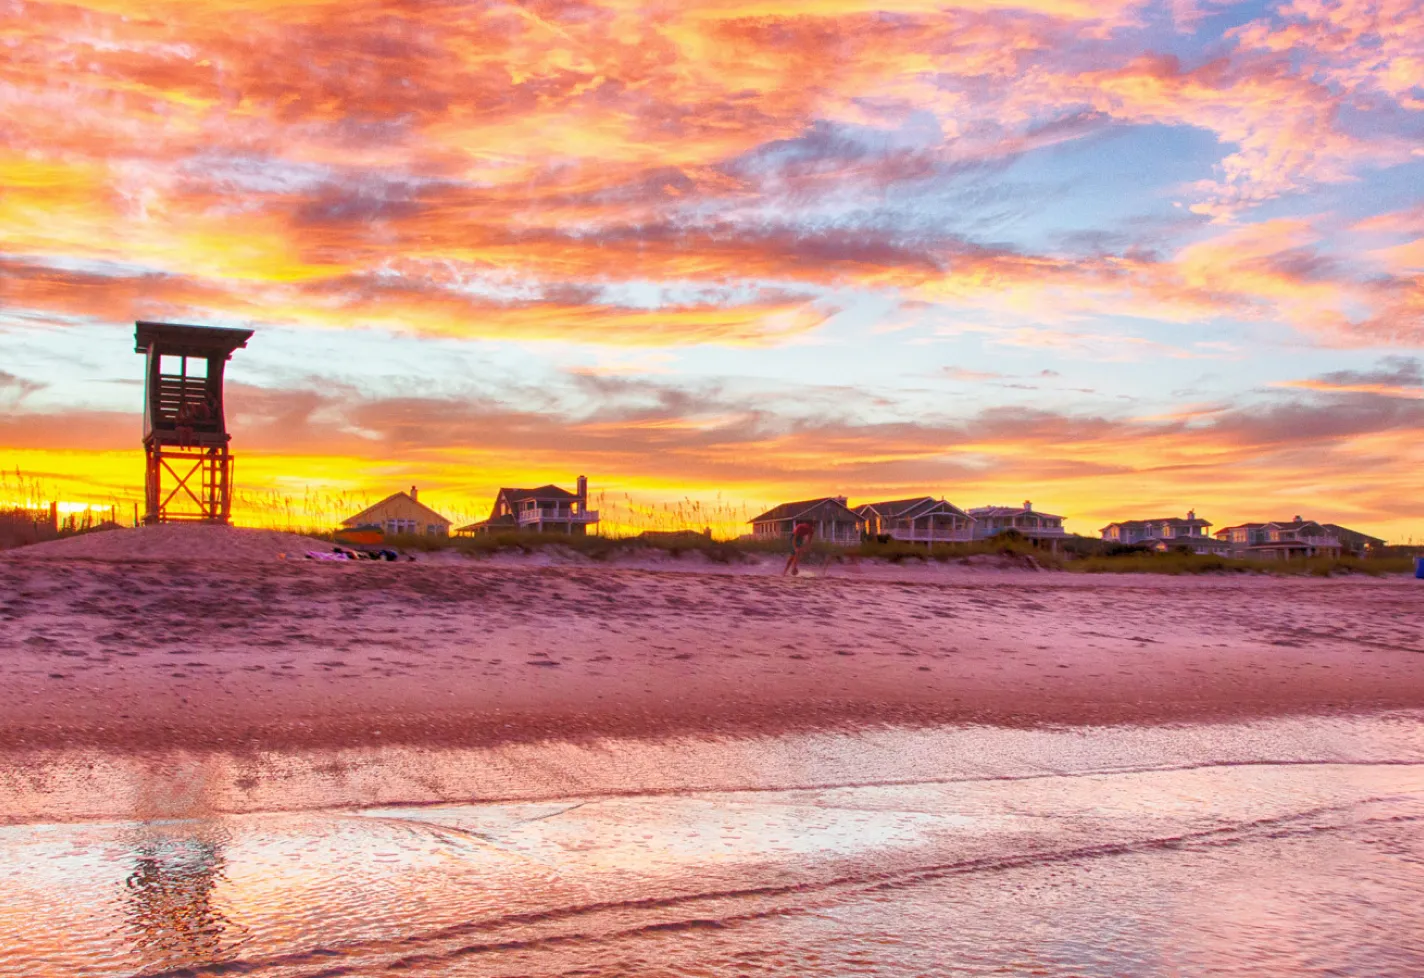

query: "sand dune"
xmin=8 ymin=524 xmax=330 ymax=561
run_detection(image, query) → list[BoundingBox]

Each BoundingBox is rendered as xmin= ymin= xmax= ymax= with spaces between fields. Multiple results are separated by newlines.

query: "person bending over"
xmin=784 ymin=520 xmax=815 ymax=576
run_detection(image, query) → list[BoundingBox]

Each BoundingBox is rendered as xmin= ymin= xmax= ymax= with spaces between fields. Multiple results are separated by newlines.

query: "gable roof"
xmin=750 ymin=497 xmax=862 ymax=525
xmin=968 ymin=504 xmax=1064 ymax=520
xmin=500 ymin=485 xmax=579 ymax=503
xmin=858 ymin=497 xmax=971 ymax=521
xmin=856 ymin=496 xmax=933 ymax=519
xmin=342 ymin=491 xmax=452 ymax=527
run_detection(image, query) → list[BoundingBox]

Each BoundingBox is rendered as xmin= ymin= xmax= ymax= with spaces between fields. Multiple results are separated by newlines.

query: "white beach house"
xmin=857 ymin=497 xmax=975 ymax=544
xmin=967 ymin=501 xmax=1068 ymax=548
xmin=1100 ymin=511 xmax=1223 ymax=553
xmin=1213 ymin=516 xmax=1382 ymax=560
xmin=457 ymin=476 xmax=600 ymax=536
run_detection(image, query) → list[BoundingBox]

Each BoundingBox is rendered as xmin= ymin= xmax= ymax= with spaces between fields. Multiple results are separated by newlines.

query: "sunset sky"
xmin=1 ymin=0 xmax=1422 ymax=539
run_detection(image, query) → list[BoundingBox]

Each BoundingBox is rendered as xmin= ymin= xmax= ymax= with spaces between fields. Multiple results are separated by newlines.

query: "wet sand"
xmin=2 ymin=559 xmax=1422 ymax=752
xmin=5 ymin=716 xmax=1424 ymax=976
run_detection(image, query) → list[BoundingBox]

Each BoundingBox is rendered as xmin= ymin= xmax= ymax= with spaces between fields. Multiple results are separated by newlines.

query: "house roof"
xmin=500 ymin=485 xmax=579 ymax=503
xmin=1102 ymin=516 xmax=1213 ymax=531
xmin=1319 ymin=523 xmax=1385 ymax=544
xmin=1216 ymin=522 xmax=1265 ymax=533
xmin=855 ymin=496 xmax=931 ymax=519
xmin=341 ymin=491 xmax=452 ymax=528
xmin=968 ymin=504 xmax=1064 ymax=520
xmin=749 ymin=497 xmax=863 ymax=524
xmin=859 ymin=497 xmax=971 ymax=521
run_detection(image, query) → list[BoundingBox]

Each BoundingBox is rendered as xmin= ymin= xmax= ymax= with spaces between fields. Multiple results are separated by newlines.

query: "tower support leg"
xmin=143 ymin=444 xmax=235 ymax=524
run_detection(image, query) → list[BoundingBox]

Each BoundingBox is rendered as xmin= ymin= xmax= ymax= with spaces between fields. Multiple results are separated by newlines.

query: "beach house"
xmin=456 ymin=476 xmax=599 ymax=536
xmin=1214 ymin=517 xmax=1383 ymax=559
xmin=341 ymin=487 xmax=452 ymax=537
xmin=857 ymin=497 xmax=975 ymax=544
xmin=749 ymin=497 xmax=865 ymax=546
xmin=1214 ymin=517 xmax=1342 ymax=560
xmin=1101 ymin=511 xmax=1218 ymax=552
xmin=967 ymin=501 xmax=1068 ymax=547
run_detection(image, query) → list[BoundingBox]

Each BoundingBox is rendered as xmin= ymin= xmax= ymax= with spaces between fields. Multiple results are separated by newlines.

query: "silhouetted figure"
xmin=784 ymin=520 xmax=815 ymax=576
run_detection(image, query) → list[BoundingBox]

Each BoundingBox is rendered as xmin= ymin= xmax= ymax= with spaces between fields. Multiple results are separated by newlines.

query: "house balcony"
xmin=1262 ymin=535 xmax=1340 ymax=549
xmin=517 ymin=509 xmax=599 ymax=526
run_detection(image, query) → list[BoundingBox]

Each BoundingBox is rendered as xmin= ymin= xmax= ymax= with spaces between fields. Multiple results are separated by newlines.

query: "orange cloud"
xmin=1233 ymin=0 xmax=1424 ymax=110
xmin=2 ymin=0 xmax=1414 ymax=344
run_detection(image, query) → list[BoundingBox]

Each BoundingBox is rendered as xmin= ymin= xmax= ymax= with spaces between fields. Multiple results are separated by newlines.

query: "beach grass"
xmin=367 ymin=531 xmax=1413 ymax=576
xmin=4 ymin=466 xmax=1417 ymax=575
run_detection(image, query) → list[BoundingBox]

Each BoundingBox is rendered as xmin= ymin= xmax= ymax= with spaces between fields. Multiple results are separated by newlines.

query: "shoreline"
xmin=2 ymin=559 xmax=1422 ymax=754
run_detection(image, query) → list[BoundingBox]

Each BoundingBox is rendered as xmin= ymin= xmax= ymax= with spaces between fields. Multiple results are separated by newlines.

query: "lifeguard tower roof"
xmin=135 ymin=321 xmax=253 ymax=358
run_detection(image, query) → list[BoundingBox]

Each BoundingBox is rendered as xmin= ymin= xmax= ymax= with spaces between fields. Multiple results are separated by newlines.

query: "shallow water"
xmin=2 ymin=714 xmax=1423 ymax=977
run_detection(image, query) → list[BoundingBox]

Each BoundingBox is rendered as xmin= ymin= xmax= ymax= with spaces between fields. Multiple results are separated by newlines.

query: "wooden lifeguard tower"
xmin=134 ymin=321 xmax=254 ymax=524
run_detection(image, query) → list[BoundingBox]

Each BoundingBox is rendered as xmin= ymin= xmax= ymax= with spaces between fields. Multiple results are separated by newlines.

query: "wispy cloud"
xmin=0 ymin=371 xmax=47 ymax=403
xmin=1275 ymin=357 xmax=1424 ymax=400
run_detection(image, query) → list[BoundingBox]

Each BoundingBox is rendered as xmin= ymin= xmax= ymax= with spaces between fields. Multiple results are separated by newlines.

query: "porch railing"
xmin=517 ymin=509 xmax=599 ymax=525
xmin=884 ymin=528 xmax=975 ymax=543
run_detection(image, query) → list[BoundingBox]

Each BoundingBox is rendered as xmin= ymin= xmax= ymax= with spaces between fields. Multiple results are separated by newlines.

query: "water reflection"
xmin=0 ymin=715 xmax=1420 ymax=977
xmin=119 ymin=752 xmax=239 ymax=972
xmin=123 ymin=825 xmax=231 ymax=972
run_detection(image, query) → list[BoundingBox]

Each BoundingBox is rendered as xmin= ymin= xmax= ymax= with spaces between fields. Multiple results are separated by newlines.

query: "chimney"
xmin=410 ymin=486 xmax=418 ymax=502
xmin=1294 ymin=514 xmax=1302 ymax=523
xmin=1024 ymin=500 xmax=1032 ymax=512
xmin=576 ymin=475 xmax=587 ymax=505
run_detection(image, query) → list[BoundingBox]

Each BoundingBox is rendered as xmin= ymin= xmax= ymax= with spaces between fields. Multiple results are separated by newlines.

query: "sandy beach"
xmin=3 ymin=542 xmax=1422 ymax=753
xmin=6 ymin=535 xmax=1424 ymax=978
